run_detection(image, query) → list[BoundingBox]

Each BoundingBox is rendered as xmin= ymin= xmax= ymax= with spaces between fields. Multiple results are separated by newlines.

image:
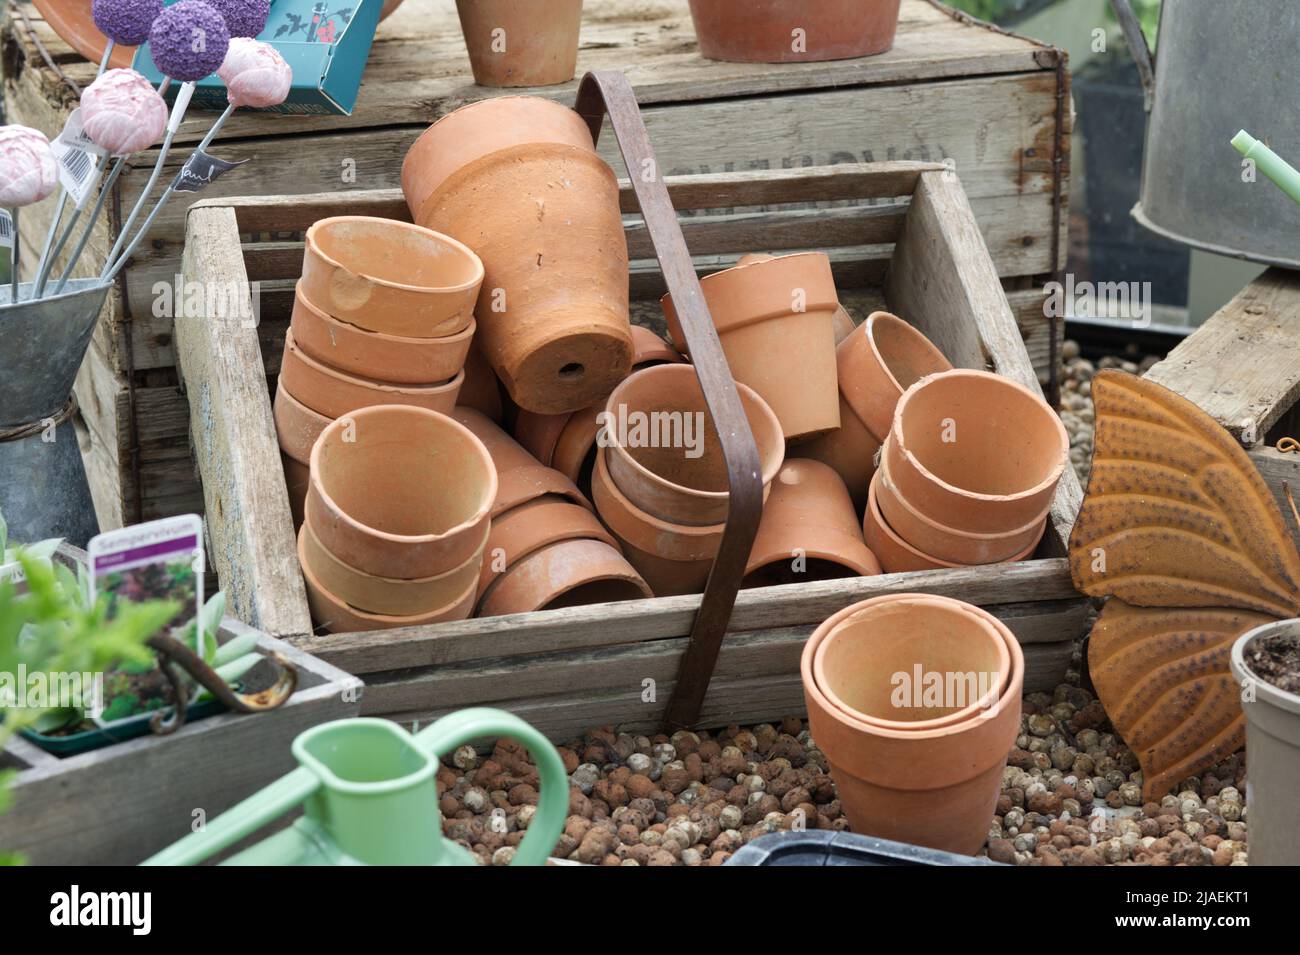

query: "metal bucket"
xmin=0 ymin=279 xmax=110 ymax=546
xmin=1112 ymin=0 xmax=1300 ymax=268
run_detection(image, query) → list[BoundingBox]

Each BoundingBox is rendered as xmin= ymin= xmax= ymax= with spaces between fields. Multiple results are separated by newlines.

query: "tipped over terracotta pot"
xmin=274 ymin=384 xmax=332 ymax=528
xmin=452 ymin=407 xmax=591 ymax=516
xmin=604 ymin=364 xmax=785 ymax=526
xmin=791 ymin=393 xmax=881 ymax=513
xmin=477 ymin=494 xmax=617 ymax=598
xmin=689 ymin=0 xmax=903 ymax=63
xmin=885 ymin=369 xmax=1068 ymax=535
xmin=743 ymin=459 xmax=880 ymax=588
xmin=661 ymin=252 xmax=839 ymax=443
xmin=802 ymin=593 xmax=1023 ymax=855
xmin=455 ymin=0 xmax=584 ymax=88
xmin=478 ymin=538 xmax=652 ymax=617
xmin=458 ymin=342 xmax=505 ymax=423
xmin=300 ymin=217 xmax=484 ymax=339
xmin=305 ymin=405 xmax=497 ymax=580
xmin=840 ymin=312 xmax=953 ymax=444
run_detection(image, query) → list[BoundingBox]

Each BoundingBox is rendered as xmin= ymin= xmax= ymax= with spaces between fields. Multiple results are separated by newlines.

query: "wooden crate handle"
xmin=574 ymin=71 xmax=764 ymax=731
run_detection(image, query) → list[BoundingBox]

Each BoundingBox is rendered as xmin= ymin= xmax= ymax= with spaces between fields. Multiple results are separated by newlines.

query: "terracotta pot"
xmin=477 ymin=494 xmax=618 ymax=598
xmin=876 ymin=438 xmax=1048 ymax=565
xmin=300 ymin=217 xmax=484 ymax=339
xmin=591 ymin=448 xmax=720 ymax=596
xmin=380 ymin=0 xmax=407 ymax=20
xmin=478 ymin=538 xmax=652 ymax=617
xmin=306 ymin=405 xmax=497 ymax=579
xmin=604 ymin=364 xmax=785 ymax=526
xmin=455 ymin=0 xmax=583 ymax=88
xmin=801 ymin=594 xmax=1023 ymax=855
xmin=273 ymin=382 xmax=333 ymax=465
xmin=279 ymin=329 xmax=463 ymax=420
xmin=282 ymin=453 xmax=310 ymax=529
xmin=838 ymin=312 xmax=953 ymax=444
xmin=416 ymin=142 xmax=633 ymax=415
xmin=290 ymin=282 xmax=475 ymax=385
xmin=661 ymin=252 xmax=839 ymax=442
xmin=790 ymin=393 xmax=880 ymax=513
xmin=32 ymin=0 xmax=133 ymax=69
xmin=458 ymin=342 xmax=505 ymax=423
xmin=808 ymin=595 xmax=1011 ymax=731
xmin=512 ymin=409 xmax=569 ymax=468
xmin=302 ymin=510 xmax=486 ymax=617
xmin=451 ymin=407 xmax=591 ymax=516
xmin=737 ymin=253 xmax=855 ymax=343
xmin=299 ymin=528 xmax=479 ymax=633
xmin=886 ymin=369 xmax=1069 ymax=534
xmin=401 ymin=97 xmax=597 ymax=221
xmin=689 ymin=0 xmax=902 ymax=63
xmin=743 ymin=460 xmax=880 ymax=588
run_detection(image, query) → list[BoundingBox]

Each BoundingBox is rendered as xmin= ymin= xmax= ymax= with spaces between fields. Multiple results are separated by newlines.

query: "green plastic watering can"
xmin=142 ymin=709 xmax=568 ymax=866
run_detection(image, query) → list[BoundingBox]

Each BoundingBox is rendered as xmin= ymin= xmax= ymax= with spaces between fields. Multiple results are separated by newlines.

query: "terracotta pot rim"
xmin=592 ymin=448 xmax=724 ymax=558
xmin=660 ymin=251 xmax=838 ymax=335
xmin=809 ymin=594 xmax=1014 ymax=732
xmin=298 ymin=527 xmax=479 ymax=627
xmin=413 ymin=95 xmax=587 ymax=149
xmin=865 ymin=473 xmax=962 ymax=570
xmin=305 ymin=508 xmax=489 ymax=588
xmin=308 ymin=405 xmax=498 ymax=548
xmin=294 ymin=280 xmax=478 ymax=347
xmin=744 ymin=534 xmax=880 ymax=579
xmin=863 ymin=310 xmax=952 ymax=400
xmin=305 ymin=216 xmax=485 ymax=297
xmin=478 ymin=537 xmax=653 ymax=617
xmin=801 ymin=595 xmax=1024 ymax=742
xmin=285 ymin=328 xmax=464 ymax=395
xmin=629 ymin=325 xmax=685 ymax=366
xmin=274 ymin=383 xmax=332 ymax=465
xmin=604 ymin=364 xmax=784 ymax=505
xmin=891 ymin=369 xmax=1069 ymax=505
xmin=477 ymin=495 xmax=618 ymax=597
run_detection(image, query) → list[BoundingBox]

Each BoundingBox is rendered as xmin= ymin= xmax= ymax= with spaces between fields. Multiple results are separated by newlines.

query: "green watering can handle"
xmin=140 ymin=764 xmax=321 ymax=866
xmin=414 ymin=707 xmax=568 ymax=866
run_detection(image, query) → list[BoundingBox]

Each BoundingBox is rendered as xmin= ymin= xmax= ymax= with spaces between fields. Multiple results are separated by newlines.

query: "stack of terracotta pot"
xmin=802 ymin=593 xmax=1023 ymax=855
xmin=274 ymin=216 xmax=485 ymax=525
xmin=590 ymin=364 xmax=786 ymax=596
xmin=453 ymin=407 xmax=653 ymax=617
xmin=401 ymin=97 xmax=634 ymax=417
xmin=299 ymin=405 xmax=497 ymax=631
xmin=864 ymin=369 xmax=1069 ymax=573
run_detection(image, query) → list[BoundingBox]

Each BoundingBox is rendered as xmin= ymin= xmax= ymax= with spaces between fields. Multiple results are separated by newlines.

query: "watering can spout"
xmin=1231 ymin=130 xmax=1300 ymax=207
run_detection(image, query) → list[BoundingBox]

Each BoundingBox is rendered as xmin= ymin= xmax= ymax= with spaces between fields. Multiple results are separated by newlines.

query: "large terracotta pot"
xmin=306 ymin=405 xmax=497 ymax=580
xmin=876 ymin=436 xmax=1048 ymax=565
xmin=886 ymin=369 xmax=1068 ymax=535
xmin=477 ymin=494 xmax=617 ymax=598
xmin=604 ymin=364 xmax=785 ymax=527
xmin=415 ymin=141 xmax=633 ymax=415
xmin=455 ymin=0 xmax=584 ymax=88
xmin=591 ymin=448 xmax=720 ymax=596
xmin=300 ymin=217 xmax=484 ymax=339
xmin=839 ymin=312 xmax=953 ymax=444
xmin=279 ymin=330 xmax=463 ymax=419
xmin=290 ymin=282 xmax=476 ymax=385
xmin=744 ymin=460 xmax=880 ymax=588
xmin=801 ymin=594 xmax=1023 ymax=855
xmin=478 ymin=538 xmax=652 ymax=617
xmin=452 ymin=407 xmax=591 ymax=517
xmin=301 ymin=511 xmax=486 ymax=617
xmin=662 ymin=252 xmax=839 ymax=442
xmin=688 ymin=0 xmax=903 ymax=63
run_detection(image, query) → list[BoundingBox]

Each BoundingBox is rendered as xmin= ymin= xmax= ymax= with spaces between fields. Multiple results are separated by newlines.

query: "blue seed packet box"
xmin=131 ymin=0 xmax=383 ymax=116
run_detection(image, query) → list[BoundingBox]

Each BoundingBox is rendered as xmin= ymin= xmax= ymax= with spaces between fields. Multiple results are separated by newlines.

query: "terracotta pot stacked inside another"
xmin=300 ymin=406 xmax=497 ymax=632
xmin=590 ymin=364 xmax=786 ymax=596
xmin=453 ymin=407 xmax=653 ymax=617
xmin=802 ymin=593 xmax=1023 ymax=855
xmin=274 ymin=216 xmax=485 ymax=525
xmin=865 ymin=369 xmax=1069 ymax=572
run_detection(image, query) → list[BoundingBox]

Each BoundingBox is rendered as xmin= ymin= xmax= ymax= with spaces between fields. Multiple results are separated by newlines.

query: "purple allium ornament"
xmin=148 ymin=0 xmax=231 ymax=82
xmin=92 ymin=0 xmax=165 ymax=47
xmin=204 ymin=0 xmax=271 ymax=39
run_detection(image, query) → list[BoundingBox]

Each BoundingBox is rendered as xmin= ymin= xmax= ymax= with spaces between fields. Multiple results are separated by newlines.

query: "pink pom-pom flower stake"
xmin=0 ymin=125 xmax=58 ymax=301
xmin=80 ymin=69 xmax=169 ymax=157
xmin=217 ymin=38 xmax=292 ymax=109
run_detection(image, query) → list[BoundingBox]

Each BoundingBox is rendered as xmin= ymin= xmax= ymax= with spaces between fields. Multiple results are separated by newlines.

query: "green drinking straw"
xmin=1232 ymin=130 xmax=1300 ymax=206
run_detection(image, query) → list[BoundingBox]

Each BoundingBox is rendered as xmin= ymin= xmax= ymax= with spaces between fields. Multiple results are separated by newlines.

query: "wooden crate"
xmin=176 ymin=142 xmax=1089 ymax=741
xmin=0 ymin=0 xmax=1070 ymax=532
xmin=0 ymin=614 xmax=362 ymax=866
xmin=1146 ymin=267 xmax=1300 ymax=543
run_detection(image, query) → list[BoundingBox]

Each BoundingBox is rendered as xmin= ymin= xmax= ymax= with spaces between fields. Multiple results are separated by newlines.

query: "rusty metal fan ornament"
xmin=1069 ymin=371 xmax=1300 ymax=800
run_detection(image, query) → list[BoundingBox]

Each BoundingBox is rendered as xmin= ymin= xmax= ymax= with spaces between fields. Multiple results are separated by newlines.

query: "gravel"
xmin=1058 ymin=339 xmax=1162 ymax=487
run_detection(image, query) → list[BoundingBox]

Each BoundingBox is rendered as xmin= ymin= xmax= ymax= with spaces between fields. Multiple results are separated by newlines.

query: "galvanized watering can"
xmin=1111 ymin=0 xmax=1300 ymax=267
xmin=0 ymin=278 xmax=109 ymax=547
xmin=143 ymin=709 xmax=568 ymax=865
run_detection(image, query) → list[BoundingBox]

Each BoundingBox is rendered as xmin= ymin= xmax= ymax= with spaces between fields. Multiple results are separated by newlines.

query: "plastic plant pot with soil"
xmin=1230 ymin=618 xmax=1300 ymax=866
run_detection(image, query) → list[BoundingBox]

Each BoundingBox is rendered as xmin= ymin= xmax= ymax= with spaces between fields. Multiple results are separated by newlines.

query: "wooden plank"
xmin=886 ymin=170 xmax=1081 ymax=551
xmin=1145 ymin=268 xmax=1300 ymax=446
xmin=1249 ymin=446 xmax=1300 ymax=551
xmin=174 ymin=206 xmax=311 ymax=639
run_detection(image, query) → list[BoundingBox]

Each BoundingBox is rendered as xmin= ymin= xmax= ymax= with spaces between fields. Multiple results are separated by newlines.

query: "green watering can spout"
xmin=1232 ymin=130 xmax=1300 ymax=206
xmin=142 ymin=708 xmax=568 ymax=866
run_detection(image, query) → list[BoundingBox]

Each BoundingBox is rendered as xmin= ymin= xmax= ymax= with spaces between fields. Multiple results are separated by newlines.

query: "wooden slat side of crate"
xmin=176 ymin=161 xmax=1089 ymax=736
xmin=0 ymin=619 xmax=363 ymax=865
